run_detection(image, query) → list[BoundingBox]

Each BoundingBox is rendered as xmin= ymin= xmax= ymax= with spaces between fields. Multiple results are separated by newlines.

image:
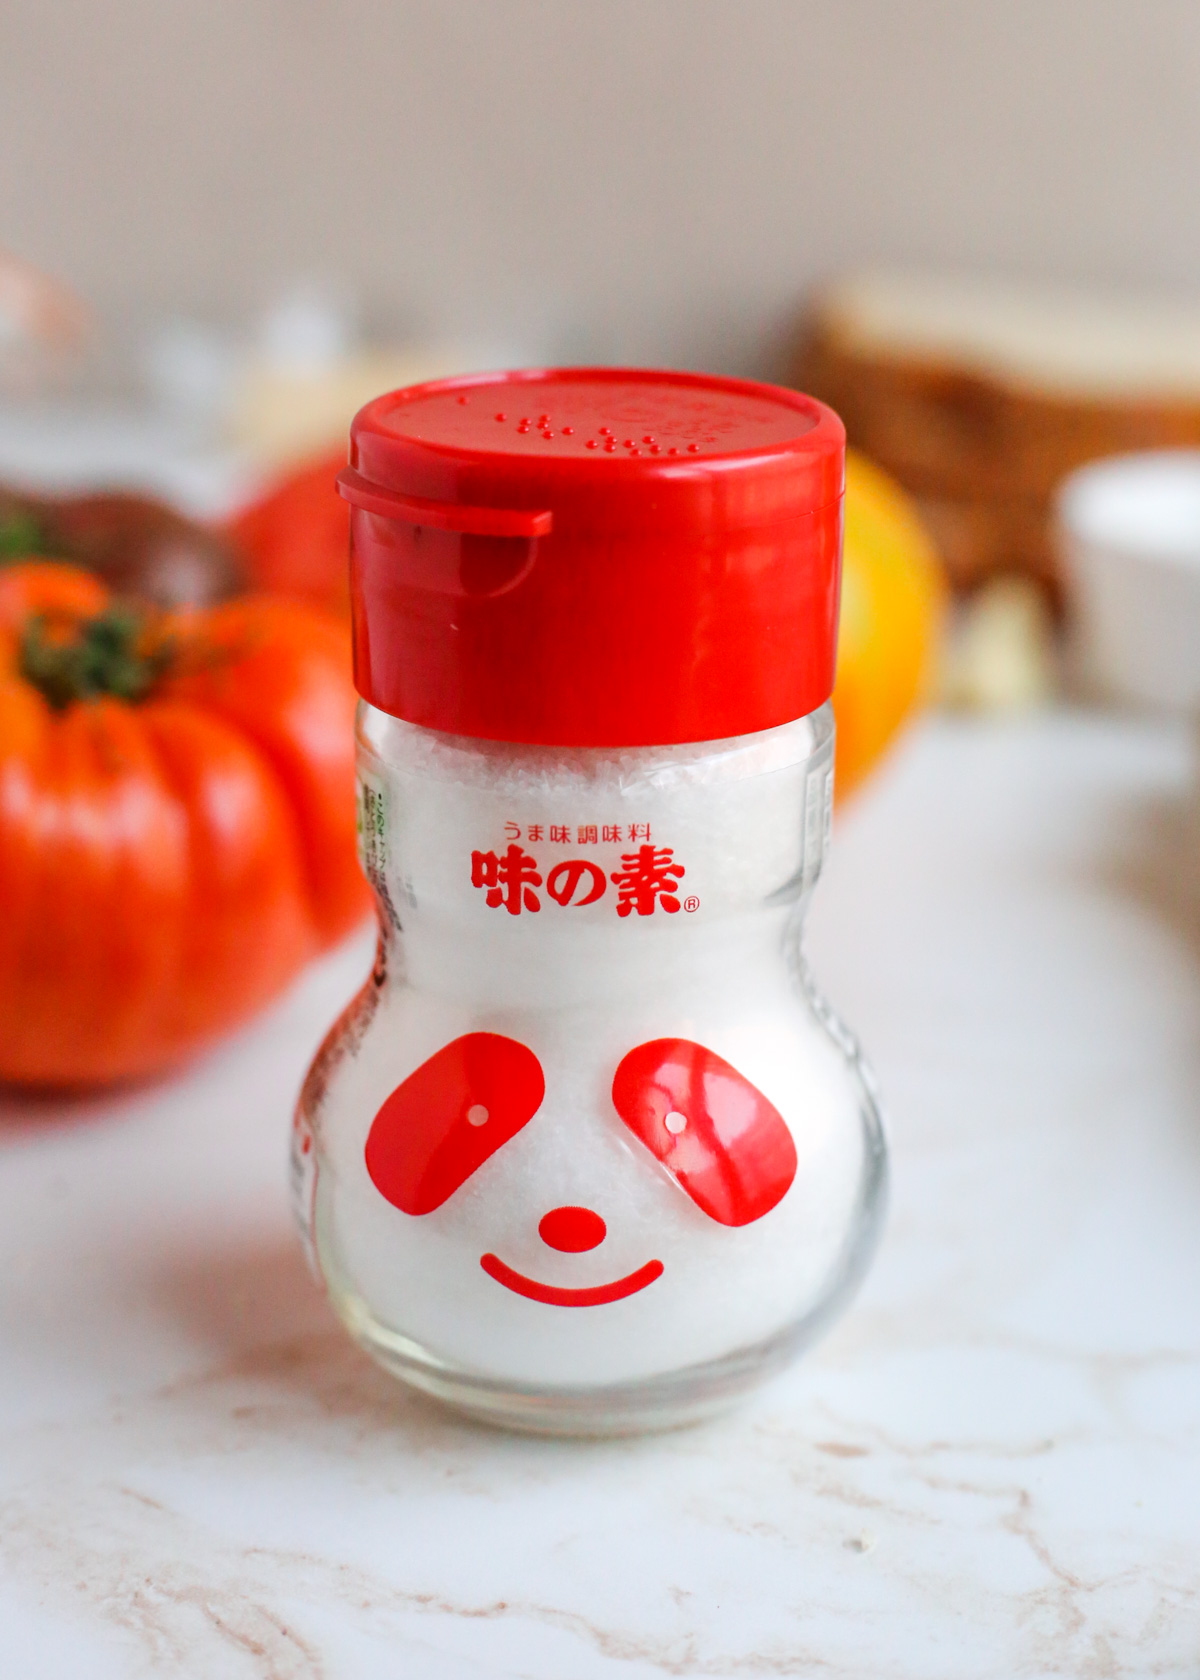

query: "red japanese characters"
xmin=546 ymin=860 xmax=607 ymax=906
xmin=470 ymin=842 xmax=687 ymax=915
xmin=612 ymin=846 xmax=686 ymax=917
xmin=471 ymin=845 xmax=543 ymax=915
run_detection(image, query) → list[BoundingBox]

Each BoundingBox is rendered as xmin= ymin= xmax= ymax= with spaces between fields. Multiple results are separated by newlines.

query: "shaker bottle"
xmin=293 ymin=369 xmax=886 ymax=1433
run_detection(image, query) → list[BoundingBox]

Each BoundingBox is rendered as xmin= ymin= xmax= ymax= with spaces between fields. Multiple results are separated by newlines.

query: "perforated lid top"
xmin=340 ymin=368 xmax=845 ymax=746
xmin=367 ymin=368 xmax=826 ymax=457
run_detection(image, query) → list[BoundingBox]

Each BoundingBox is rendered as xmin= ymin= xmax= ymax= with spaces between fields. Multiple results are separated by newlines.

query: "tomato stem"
xmin=0 ymin=511 xmax=49 ymax=562
xmin=20 ymin=605 xmax=174 ymax=708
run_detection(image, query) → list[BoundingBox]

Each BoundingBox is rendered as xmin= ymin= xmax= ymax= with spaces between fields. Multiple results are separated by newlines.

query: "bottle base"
xmin=334 ymin=1291 xmax=843 ymax=1437
xmin=312 ymin=1022 xmax=889 ymax=1438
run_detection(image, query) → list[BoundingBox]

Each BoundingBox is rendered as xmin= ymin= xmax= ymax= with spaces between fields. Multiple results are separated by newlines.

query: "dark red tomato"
xmin=365 ymin=1033 xmax=545 ymax=1215
xmin=611 ymin=1039 xmax=797 ymax=1226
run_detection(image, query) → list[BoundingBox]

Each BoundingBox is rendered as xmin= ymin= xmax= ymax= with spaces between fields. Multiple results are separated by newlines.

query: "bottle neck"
xmin=355 ymin=703 xmax=834 ymax=999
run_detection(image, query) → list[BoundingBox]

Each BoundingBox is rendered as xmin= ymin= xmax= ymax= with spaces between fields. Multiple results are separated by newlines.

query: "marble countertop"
xmin=2 ymin=710 xmax=1198 ymax=1679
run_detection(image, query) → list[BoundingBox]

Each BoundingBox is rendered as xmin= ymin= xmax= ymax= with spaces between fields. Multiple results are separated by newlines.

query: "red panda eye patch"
xmin=611 ymin=1039 xmax=797 ymax=1226
xmin=365 ymin=1033 xmax=545 ymax=1215
xmin=365 ymin=1033 xmax=796 ymax=1227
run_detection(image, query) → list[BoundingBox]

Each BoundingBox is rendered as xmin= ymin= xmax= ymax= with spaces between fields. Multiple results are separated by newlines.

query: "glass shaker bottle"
xmin=294 ymin=369 xmax=885 ymax=1434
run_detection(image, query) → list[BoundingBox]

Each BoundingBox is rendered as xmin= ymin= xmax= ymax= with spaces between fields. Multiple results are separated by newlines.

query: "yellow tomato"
xmin=833 ymin=451 xmax=946 ymax=796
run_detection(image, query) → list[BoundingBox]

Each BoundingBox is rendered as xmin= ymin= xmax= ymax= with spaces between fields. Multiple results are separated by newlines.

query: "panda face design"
xmin=364 ymin=1033 xmax=798 ymax=1307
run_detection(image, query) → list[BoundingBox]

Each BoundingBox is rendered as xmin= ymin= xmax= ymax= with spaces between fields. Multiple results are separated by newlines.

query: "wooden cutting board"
xmin=794 ymin=270 xmax=1200 ymax=595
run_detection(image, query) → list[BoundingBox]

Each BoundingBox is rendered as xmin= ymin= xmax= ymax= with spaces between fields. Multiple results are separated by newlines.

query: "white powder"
xmin=298 ymin=702 xmax=882 ymax=1393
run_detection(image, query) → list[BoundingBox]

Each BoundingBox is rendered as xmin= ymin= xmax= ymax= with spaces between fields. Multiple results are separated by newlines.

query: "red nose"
xmin=539 ymin=1205 xmax=607 ymax=1252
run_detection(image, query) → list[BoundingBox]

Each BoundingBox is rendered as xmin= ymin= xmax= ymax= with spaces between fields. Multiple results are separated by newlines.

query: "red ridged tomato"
xmin=0 ymin=562 xmax=369 ymax=1086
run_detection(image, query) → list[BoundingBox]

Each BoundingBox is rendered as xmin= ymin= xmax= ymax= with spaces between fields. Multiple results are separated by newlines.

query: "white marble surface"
xmin=2 ymin=711 xmax=1199 ymax=1679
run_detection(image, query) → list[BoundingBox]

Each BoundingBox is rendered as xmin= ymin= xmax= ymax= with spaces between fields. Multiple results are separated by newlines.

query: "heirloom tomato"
xmin=0 ymin=562 xmax=369 ymax=1087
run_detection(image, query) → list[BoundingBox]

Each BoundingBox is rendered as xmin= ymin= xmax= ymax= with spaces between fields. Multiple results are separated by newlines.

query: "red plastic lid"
xmin=341 ymin=368 xmax=844 ymax=746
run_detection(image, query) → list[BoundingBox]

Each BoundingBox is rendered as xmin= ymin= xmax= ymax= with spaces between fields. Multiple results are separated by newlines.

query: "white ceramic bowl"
xmin=1057 ymin=450 xmax=1200 ymax=710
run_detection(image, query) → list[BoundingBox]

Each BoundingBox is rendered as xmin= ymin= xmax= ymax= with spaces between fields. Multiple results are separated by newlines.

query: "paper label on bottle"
xmin=357 ymin=769 xmax=402 ymax=928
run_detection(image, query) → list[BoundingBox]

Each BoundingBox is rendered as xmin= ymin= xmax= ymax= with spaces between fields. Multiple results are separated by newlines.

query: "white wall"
xmin=3 ymin=0 xmax=1200 ymax=376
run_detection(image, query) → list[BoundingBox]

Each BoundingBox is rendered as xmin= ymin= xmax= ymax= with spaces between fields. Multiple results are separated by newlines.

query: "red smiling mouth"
xmin=480 ymin=1253 xmax=664 ymax=1307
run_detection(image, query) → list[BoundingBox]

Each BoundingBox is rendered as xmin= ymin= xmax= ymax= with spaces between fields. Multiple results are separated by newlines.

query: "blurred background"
xmin=7 ymin=0 xmax=1200 ymax=1086
xmin=6 ymin=0 xmax=1200 ymax=376
xmin=5 ymin=1 xmax=1200 ymax=677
